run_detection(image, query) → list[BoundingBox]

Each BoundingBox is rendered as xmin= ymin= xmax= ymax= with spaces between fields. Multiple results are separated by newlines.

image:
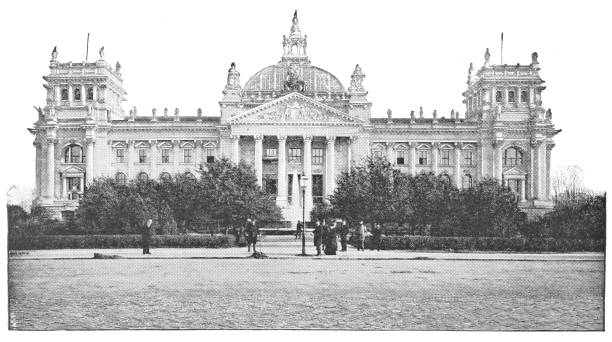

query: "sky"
xmin=1 ymin=0 xmax=611 ymax=193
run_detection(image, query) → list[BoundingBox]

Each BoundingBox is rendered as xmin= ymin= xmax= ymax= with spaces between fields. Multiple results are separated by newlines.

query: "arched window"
xmin=520 ymin=90 xmax=528 ymax=103
xmin=64 ymin=144 xmax=84 ymax=163
xmin=137 ymin=172 xmax=149 ymax=182
xmin=462 ymin=174 xmax=473 ymax=189
xmin=61 ymin=88 xmax=68 ymax=101
xmin=73 ymin=87 xmax=81 ymax=101
xmin=115 ymin=172 xmax=127 ymax=185
xmin=87 ymin=87 xmax=94 ymax=101
xmin=504 ymin=147 xmax=523 ymax=166
xmin=371 ymin=145 xmax=384 ymax=158
xmin=508 ymin=90 xmax=516 ymax=103
xmin=495 ymin=91 xmax=503 ymax=103
xmin=159 ymin=172 xmax=172 ymax=181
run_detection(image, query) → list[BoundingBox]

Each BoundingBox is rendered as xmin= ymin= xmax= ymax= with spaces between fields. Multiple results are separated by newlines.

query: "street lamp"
xmin=299 ymin=173 xmax=309 ymax=256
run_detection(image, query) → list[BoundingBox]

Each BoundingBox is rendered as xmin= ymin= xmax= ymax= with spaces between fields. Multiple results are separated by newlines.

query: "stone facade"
xmin=29 ymin=12 xmax=560 ymax=221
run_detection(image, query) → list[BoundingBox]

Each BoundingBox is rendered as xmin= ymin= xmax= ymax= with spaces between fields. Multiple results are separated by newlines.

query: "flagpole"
xmin=86 ymin=33 xmax=90 ymax=61
xmin=500 ymin=32 xmax=504 ymax=65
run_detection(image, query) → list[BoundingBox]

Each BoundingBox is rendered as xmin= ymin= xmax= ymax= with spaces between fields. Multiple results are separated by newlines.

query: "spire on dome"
xmin=282 ymin=10 xmax=308 ymax=62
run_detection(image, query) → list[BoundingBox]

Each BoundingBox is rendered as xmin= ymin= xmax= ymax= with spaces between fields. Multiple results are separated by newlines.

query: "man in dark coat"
xmin=321 ymin=219 xmax=329 ymax=253
xmin=372 ymin=223 xmax=383 ymax=251
xmin=249 ymin=218 xmax=260 ymax=253
xmin=313 ymin=220 xmax=323 ymax=256
xmin=295 ymin=220 xmax=303 ymax=240
xmin=142 ymin=218 xmax=153 ymax=255
xmin=339 ymin=220 xmax=349 ymax=252
xmin=324 ymin=221 xmax=338 ymax=255
xmin=245 ymin=218 xmax=253 ymax=252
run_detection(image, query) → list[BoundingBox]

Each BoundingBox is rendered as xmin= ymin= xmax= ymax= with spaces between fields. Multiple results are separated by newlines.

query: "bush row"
xmin=9 ymin=234 xmax=233 ymax=250
xmin=350 ymin=235 xmax=604 ymax=252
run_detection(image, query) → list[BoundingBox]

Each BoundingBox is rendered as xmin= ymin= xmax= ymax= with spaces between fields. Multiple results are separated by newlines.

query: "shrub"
xmin=8 ymin=234 xmax=232 ymax=250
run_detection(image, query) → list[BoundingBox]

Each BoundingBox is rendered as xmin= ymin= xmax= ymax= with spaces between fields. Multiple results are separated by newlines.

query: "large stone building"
xmin=29 ymin=12 xmax=559 ymax=221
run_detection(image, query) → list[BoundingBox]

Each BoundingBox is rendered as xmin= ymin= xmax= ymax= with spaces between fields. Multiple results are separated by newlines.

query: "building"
xmin=29 ymin=12 xmax=560 ymax=221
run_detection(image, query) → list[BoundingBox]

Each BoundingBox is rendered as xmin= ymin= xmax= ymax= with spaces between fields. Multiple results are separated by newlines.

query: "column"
xmin=150 ymin=141 xmax=158 ymax=178
xmin=277 ymin=136 xmax=287 ymax=203
xmin=68 ymin=83 xmax=73 ymax=104
xmin=46 ymin=139 xmax=55 ymax=200
xmin=81 ymin=84 xmax=86 ymax=105
xmin=54 ymin=86 xmax=61 ymax=105
xmin=432 ymin=143 xmax=439 ymax=175
xmin=537 ymin=142 xmax=546 ymax=200
xmin=127 ymin=140 xmax=134 ymax=179
xmin=231 ymin=135 xmax=240 ymax=164
xmin=386 ymin=142 xmax=394 ymax=164
xmin=86 ymin=138 xmax=94 ymax=184
xmin=520 ymin=178 xmax=526 ymax=202
xmin=303 ymin=135 xmax=313 ymax=220
xmin=454 ymin=143 xmax=461 ymax=188
xmin=529 ymin=144 xmax=536 ymax=200
xmin=347 ymin=137 xmax=352 ymax=174
xmin=173 ymin=140 xmax=180 ymax=170
xmin=496 ymin=142 xmax=503 ymax=184
xmin=410 ymin=142 xmax=416 ymax=176
xmin=326 ymin=136 xmax=336 ymax=197
xmin=92 ymin=85 xmax=98 ymax=102
xmin=62 ymin=177 xmax=67 ymax=199
xmin=194 ymin=140 xmax=202 ymax=168
xmin=254 ymin=135 xmax=263 ymax=187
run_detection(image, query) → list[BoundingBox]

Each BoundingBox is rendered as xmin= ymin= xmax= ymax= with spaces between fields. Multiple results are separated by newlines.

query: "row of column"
xmin=125 ymin=140 xmax=207 ymax=179
xmin=494 ymin=141 xmax=548 ymax=201
xmin=55 ymin=84 xmax=98 ymax=105
xmin=44 ymin=137 xmax=95 ymax=201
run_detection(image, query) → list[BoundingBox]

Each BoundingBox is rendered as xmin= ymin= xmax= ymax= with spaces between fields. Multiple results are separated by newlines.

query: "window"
xmin=205 ymin=148 xmax=215 ymax=163
xmin=159 ymin=172 xmax=171 ymax=181
xmin=115 ymin=172 xmax=127 ymax=184
xmin=288 ymin=148 xmax=302 ymax=162
xmin=396 ymin=149 xmax=406 ymax=165
xmin=115 ymin=148 xmax=125 ymax=163
xmin=184 ymin=172 xmax=196 ymax=180
xmin=440 ymin=150 xmax=451 ymax=165
xmin=312 ymin=148 xmax=324 ymax=165
xmin=264 ymin=148 xmax=277 ymax=159
xmin=138 ymin=149 xmax=147 ymax=163
xmin=508 ymin=90 xmax=515 ymax=103
xmin=312 ymin=174 xmax=324 ymax=204
xmin=61 ymin=88 xmax=68 ymax=101
xmin=161 ymin=149 xmax=170 ymax=163
xmin=418 ymin=151 xmax=428 ymax=165
xmin=495 ymin=90 xmax=502 ymax=103
xmin=462 ymin=174 xmax=473 ymax=189
xmin=463 ymin=150 xmax=473 ymax=165
xmin=507 ymin=179 xmax=520 ymax=197
xmin=64 ymin=144 xmax=83 ymax=163
xmin=87 ymin=87 xmax=94 ymax=101
xmin=137 ymin=172 xmax=149 ymax=182
xmin=67 ymin=177 xmax=81 ymax=191
xmin=372 ymin=147 xmax=384 ymax=158
xmin=504 ymin=147 xmax=523 ymax=166
xmin=74 ymin=87 xmax=81 ymax=101
xmin=440 ymin=174 xmax=452 ymax=183
xmin=520 ymin=90 xmax=528 ymax=103
xmin=183 ymin=149 xmax=192 ymax=163
xmin=263 ymin=176 xmax=277 ymax=195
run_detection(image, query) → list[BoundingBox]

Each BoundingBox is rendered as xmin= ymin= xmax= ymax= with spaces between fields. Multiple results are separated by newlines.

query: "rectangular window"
xmin=206 ymin=148 xmax=215 ymax=163
xmin=86 ymin=87 xmax=94 ymax=101
xmin=67 ymin=177 xmax=81 ymax=191
xmin=138 ymin=149 xmax=147 ymax=163
xmin=418 ymin=151 xmax=428 ymax=165
xmin=463 ymin=150 xmax=473 ymax=165
xmin=495 ymin=91 xmax=503 ymax=103
xmin=508 ymin=90 xmax=516 ymax=103
xmin=440 ymin=150 xmax=451 ymax=165
xmin=161 ymin=149 xmax=170 ymax=163
xmin=264 ymin=148 xmax=278 ymax=159
xmin=312 ymin=174 xmax=324 ymax=204
xmin=288 ymin=148 xmax=302 ymax=162
xmin=61 ymin=88 xmax=68 ymax=101
xmin=520 ymin=90 xmax=528 ymax=103
xmin=74 ymin=87 xmax=81 ymax=101
xmin=115 ymin=148 xmax=125 ymax=163
xmin=396 ymin=150 xmax=406 ymax=165
xmin=183 ymin=149 xmax=192 ymax=163
xmin=263 ymin=177 xmax=277 ymax=196
xmin=312 ymin=148 xmax=324 ymax=165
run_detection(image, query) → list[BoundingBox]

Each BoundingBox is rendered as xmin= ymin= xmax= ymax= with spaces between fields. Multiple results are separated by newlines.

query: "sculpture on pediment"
xmin=115 ymin=61 xmax=121 ymax=73
xmin=283 ymin=64 xmax=305 ymax=93
xmin=387 ymin=109 xmax=392 ymax=120
xmin=348 ymin=64 xmax=366 ymax=93
xmin=226 ymin=62 xmax=241 ymax=89
xmin=282 ymin=35 xmax=288 ymax=55
xmin=467 ymin=62 xmax=473 ymax=83
xmin=34 ymin=106 xmax=44 ymax=121
xmin=51 ymin=46 xmax=58 ymax=62
xmin=546 ymin=108 xmax=552 ymax=120
xmin=164 ymin=108 xmax=168 ymax=116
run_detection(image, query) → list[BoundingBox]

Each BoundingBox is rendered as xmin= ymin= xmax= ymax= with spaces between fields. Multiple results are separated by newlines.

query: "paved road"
xmin=9 ymin=235 xmax=604 ymax=261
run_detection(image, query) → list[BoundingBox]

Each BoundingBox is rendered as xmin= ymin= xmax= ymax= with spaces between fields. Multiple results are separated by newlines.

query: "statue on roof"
xmin=484 ymin=48 xmax=490 ymax=66
xmin=99 ymin=46 xmax=105 ymax=60
xmin=290 ymin=10 xmax=301 ymax=37
xmin=348 ymin=64 xmax=366 ymax=93
xmin=531 ymin=52 xmax=539 ymax=65
xmin=226 ymin=62 xmax=241 ymax=90
xmin=467 ymin=62 xmax=474 ymax=83
xmin=34 ymin=106 xmax=44 ymax=121
xmin=51 ymin=46 xmax=58 ymax=62
xmin=283 ymin=64 xmax=305 ymax=93
xmin=115 ymin=61 xmax=121 ymax=73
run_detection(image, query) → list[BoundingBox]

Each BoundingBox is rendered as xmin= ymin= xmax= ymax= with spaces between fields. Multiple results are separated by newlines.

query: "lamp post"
xmin=299 ymin=173 xmax=309 ymax=256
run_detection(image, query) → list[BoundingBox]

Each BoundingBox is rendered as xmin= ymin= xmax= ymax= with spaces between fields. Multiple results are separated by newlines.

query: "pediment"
xmin=503 ymin=167 xmax=527 ymax=176
xmin=228 ymin=92 xmax=362 ymax=125
xmin=61 ymin=165 xmax=84 ymax=174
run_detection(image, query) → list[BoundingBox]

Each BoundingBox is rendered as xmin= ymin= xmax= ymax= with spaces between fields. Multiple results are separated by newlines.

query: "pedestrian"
xmin=251 ymin=218 xmax=260 ymax=253
xmin=356 ymin=220 xmax=367 ymax=251
xmin=142 ymin=218 xmax=153 ymax=255
xmin=324 ymin=221 xmax=338 ymax=255
xmin=339 ymin=219 xmax=349 ymax=252
xmin=321 ymin=219 xmax=329 ymax=253
xmin=295 ymin=220 xmax=303 ymax=240
xmin=372 ymin=223 xmax=382 ymax=251
xmin=313 ymin=220 xmax=323 ymax=256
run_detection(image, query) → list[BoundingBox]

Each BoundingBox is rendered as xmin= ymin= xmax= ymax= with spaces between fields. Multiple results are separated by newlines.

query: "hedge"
xmin=350 ymin=235 xmax=604 ymax=252
xmin=9 ymin=234 xmax=233 ymax=250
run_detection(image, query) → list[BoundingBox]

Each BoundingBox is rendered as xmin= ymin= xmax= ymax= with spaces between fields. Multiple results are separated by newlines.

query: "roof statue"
xmin=99 ymin=46 xmax=105 ymax=60
xmin=348 ymin=64 xmax=366 ymax=93
xmin=51 ymin=46 xmax=58 ymax=62
xmin=467 ymin=62 xmax=474 ymax=84
xmin=484 ymin=48 xmax=490 ymax=66
xmin=283 ymin=63 xmax=305 ymax=93
xmin=34 ymin=106 xmax=44 ymax=121
xmin=419 ymin=106 xmax=424 ymax=118
xmin=290 ymin=10 xmax=300 ymax=37
xmin=531 ymin=52 xmax=539 ymax=64
xmin=115 ymin=61 xmax=122 ymax=73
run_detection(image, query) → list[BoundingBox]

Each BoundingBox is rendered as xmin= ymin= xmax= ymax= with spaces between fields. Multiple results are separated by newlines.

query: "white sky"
xmin=1 ymin=0 xmax=611 ymax=193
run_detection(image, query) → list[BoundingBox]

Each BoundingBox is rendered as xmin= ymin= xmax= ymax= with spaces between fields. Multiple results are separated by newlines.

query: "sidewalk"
xmin=9 ymin=236 xmax=604 ymax=261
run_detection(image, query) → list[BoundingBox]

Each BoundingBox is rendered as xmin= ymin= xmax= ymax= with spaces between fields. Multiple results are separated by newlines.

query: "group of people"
xmin=309 ymin=219 xmax=384 ymax=255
